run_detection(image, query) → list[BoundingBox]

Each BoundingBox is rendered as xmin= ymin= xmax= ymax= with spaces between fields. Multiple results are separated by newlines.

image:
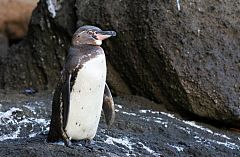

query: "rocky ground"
xmin=0 ymin=90 xmax=239 ymax=157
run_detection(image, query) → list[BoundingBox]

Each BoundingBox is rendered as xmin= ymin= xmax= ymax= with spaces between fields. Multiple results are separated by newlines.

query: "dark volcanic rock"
xmin=0 ymin=0 xmax=239 ymax=126
xmin=0 ymin=91 xmax=239 ymax=157
xmin=75 ymin=0 xmax=240 ymax=126
xmin=0 ymin=0 xmax=76 ymax=90
xmin=0 ymin=34 xmax=8 ymax=59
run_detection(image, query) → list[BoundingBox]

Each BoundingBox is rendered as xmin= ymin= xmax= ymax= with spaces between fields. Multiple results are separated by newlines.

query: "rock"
xmin=0 ymin=0 xmax=75 ymax=89
xmin=75 ymin=0 xmax=240 ymax=127
xmin=106 ymin=62 xmax=132 ymax=96
xmin=0 ymin=91 xmax=239 ymax=156
xmin=0 ymin=34 xmax=8 ymax=58
xmin=0 ymin=0 xmax=38 ymax=39
xmin=0 ymin=0 xmax=239 ymax=127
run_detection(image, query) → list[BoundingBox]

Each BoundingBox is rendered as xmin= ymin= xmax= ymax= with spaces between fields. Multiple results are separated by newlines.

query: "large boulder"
xmin=0 ymin=0 xmax=239 ymax=127
xmin=75 ymin=0 xmax=240 ymax=127
xmin=0 ymin=0 xmax=75 ymax=90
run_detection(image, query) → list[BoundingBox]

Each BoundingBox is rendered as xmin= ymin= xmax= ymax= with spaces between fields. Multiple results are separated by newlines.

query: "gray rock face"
xmin=0 ymin=0 xmax=76 ymax=90
xmin=0 ymin=34 xmax=8 ymax=59
xmin=75 ymin=0 xmax=240 ymax=126
xmin=0 ymin=0 xmax=239 ymax=126
xmin=0 ymin=91 xmax=239 ymax=157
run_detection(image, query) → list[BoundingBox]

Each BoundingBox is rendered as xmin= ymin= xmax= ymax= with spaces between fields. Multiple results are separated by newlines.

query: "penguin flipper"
xmin=47 ymin=75 xmax=72 ymax=143
xmin=102 ymin=83 xmax=115 ymax=126
xmin=47 ymin=81 xmax=64 ymax=142
xmin=62 ymin=74 xmax=71 ymax=128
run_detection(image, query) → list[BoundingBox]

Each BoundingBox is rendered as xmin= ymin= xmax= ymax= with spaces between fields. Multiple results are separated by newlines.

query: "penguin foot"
xmin=64 ymin=139 xmax=73 ymax=148
xmin=84 ymin=139 xmax=105 ymax=152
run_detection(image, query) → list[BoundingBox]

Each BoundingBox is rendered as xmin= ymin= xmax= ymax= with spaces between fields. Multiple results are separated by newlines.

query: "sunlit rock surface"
xmin=0 ymin=91 xmax=239 ymax=157
xmin=0 ymin=0 xmax=38 ymax=39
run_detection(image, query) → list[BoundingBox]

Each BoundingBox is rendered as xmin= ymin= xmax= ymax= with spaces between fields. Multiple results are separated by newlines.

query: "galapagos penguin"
xmin=47 ymin=25 xmax=116 ymax=147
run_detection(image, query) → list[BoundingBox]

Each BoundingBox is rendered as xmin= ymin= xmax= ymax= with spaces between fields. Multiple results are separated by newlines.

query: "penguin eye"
xmin=87 ymin=31 xmax=94 ymax=35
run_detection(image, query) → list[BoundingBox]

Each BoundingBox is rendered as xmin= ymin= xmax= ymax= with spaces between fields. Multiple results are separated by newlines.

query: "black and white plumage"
xmin=47 ymin=26 xmax=116 ymax=146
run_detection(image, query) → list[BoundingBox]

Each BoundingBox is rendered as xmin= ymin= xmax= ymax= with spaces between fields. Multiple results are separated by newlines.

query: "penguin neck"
xmin=71 ymin=44 xmax=104 ymax=57
xmin=72 ymin=44 xmax=101 ymax=49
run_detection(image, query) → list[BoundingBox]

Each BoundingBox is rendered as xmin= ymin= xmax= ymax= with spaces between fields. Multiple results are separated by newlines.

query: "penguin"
xmin=47 ymin=25 xmax=116 ymax=147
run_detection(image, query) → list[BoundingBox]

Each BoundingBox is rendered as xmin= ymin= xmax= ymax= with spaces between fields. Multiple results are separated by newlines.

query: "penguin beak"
xmin=94 ymin=31 xmax=116 ymax=40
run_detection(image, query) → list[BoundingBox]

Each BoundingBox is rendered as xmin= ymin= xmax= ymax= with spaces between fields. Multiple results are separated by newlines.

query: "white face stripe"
xmin=74 ymin=31 xmax=85 ymax=37
xmin=94 ymin=40 xmax=102 ymax=45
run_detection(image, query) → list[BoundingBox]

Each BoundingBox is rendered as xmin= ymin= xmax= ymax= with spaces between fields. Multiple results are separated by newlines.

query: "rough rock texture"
xmin=0 ymin=0 xmax=239 ymax=126
xmin=0 ymin=0 xmax=38 ymax=39
xmin=0 ymin=91 xmax=239 ymax=157
xmin=75 ymin=0 xmax=240 ymax=126
xmin=0 ymin=0 xmax=74 ymax=90
xmin=0 ymin=34 xmax=8 ymax=59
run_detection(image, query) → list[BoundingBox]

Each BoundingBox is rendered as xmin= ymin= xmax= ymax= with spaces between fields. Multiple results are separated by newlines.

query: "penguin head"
xmin=72 ymin=25 xmax=116 ymax=46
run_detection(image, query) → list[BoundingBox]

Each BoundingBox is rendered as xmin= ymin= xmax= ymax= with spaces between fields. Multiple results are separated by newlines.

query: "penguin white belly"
xmin=65 ymin=54 xmax=106 ymax=140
